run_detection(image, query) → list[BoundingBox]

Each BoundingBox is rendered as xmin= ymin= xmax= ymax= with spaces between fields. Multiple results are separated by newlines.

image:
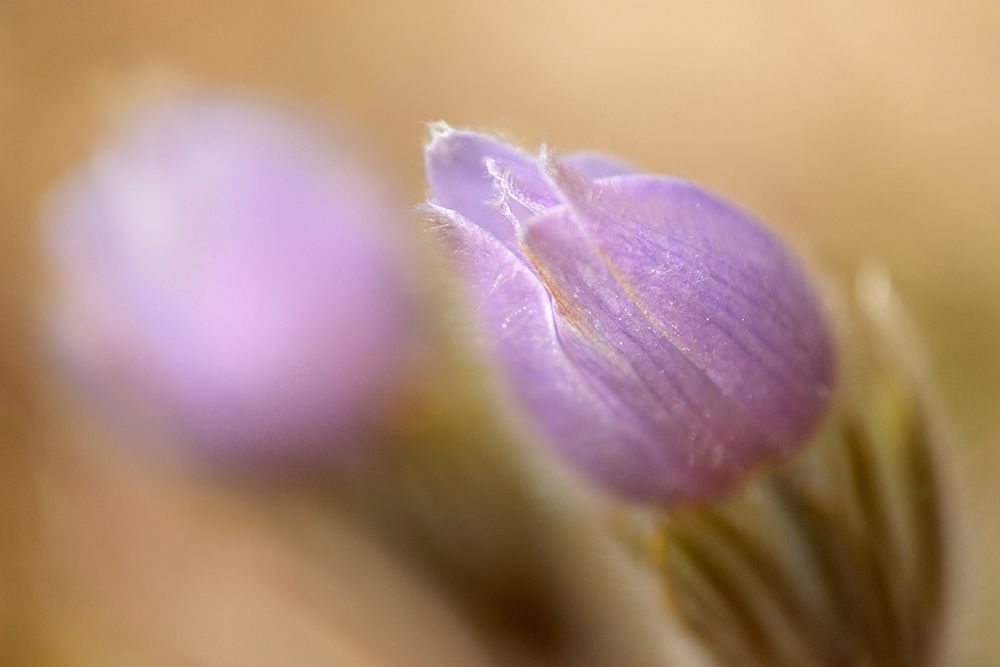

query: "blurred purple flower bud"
xmin=44 ymin=96 xmax=412 ymax=467
xmin=424 ymin=124 xmax=834 ymax=503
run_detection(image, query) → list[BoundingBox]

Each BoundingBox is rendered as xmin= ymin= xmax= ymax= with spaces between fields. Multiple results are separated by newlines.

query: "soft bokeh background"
xmin=1 ymin=1 xmax=998 ymax=664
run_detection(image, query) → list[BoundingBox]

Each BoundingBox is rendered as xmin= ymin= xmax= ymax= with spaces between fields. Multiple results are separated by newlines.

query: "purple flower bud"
xmin=424 ymin=124 xmax=834 ymax=503
xmin=44 ymin=96 xmax=412 ymax=467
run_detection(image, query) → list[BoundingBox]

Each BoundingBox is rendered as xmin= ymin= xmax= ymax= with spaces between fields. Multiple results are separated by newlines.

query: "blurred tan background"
xmin=1 ymin=1 xmax=998 ymax=664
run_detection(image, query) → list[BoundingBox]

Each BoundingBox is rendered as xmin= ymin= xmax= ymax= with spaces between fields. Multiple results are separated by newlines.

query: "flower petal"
xmin=424 ymin=124 xmax=540 ymax=251
xmin=539 ymin=156 xmax=834 ymax=448
xmin=562 ymin=151 xmax=635 ymax=179
xmin=424 ymin=126 xmax=635 ymax=247
xmin=522 ymin=203 xmax=771 ymax=500
xmin=428 ymin=203 xmax=727 ymax=500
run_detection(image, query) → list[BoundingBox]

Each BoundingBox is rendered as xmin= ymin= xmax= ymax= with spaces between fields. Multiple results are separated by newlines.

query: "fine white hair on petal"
xmin=425 ymin=120 xmax=456 ymax=147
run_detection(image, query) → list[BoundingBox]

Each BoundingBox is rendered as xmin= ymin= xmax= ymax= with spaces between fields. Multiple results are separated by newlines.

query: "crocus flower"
xmin=44 ymin=96 xmax=411 ymax=467
xmin=424 ymin=124 xmax=834 ymax=503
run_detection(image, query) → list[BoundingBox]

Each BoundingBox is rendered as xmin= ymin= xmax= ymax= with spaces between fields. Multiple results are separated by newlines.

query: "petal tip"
xmin=424 ymin=120 xmax=458 ymax=150
xmin=538 ymin=148 xmax=593 ymax=209
xmin=415 ymin=201 xmax=455 ymax=224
